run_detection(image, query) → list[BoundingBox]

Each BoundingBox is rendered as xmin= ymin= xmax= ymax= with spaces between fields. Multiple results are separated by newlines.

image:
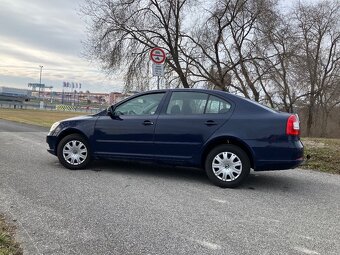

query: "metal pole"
xmin=157 ymin=76 xmax=160 ymax=90
xmin=39 ymin=65 xmax=43 ymax=98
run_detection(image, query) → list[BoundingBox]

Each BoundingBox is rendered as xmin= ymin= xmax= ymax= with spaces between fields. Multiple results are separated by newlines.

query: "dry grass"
xmin=0 ymin=214 xmax=22 ymax=255
xmin=301 ymin=137 xmax=340 ymax=174
xmin=0 ymin=108 xmax=84 ymax=128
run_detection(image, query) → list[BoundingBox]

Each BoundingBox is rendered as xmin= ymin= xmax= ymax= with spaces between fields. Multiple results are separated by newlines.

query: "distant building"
xmin=0 ymin=86 xmax=31 ymax=102
xmin=109 ymin=92 xmax=132 ymax=104
xmin=38 ymin=90 xmax=131 ymax=105
xmin=1 ymin=85 xmax=137 ymax=105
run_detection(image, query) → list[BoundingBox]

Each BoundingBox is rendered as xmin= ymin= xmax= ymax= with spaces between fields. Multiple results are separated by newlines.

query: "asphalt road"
xmin=0 ymin=119 xmax=339 ymax=255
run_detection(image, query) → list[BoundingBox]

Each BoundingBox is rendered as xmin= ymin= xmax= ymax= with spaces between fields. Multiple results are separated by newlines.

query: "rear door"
xmin=153 ymin=91 xmax=233 ymax=162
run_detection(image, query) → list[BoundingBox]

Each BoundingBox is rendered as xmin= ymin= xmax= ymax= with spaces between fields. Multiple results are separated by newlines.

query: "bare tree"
xmin=178 ymin=0 xmax=241 ymax=91
xmin=292 ymin=0 xmax=340 ymax=136
xmin=82 ymin=0 xmax=197 ymax=91
xmin=318 ymin=75 xmax=340 ymax=136
xmin=82 ymin=0 xmax=276 ymax=96
xmin=179 ymin=0 xmax=276 ymax=99
xmin=255 ymin=6 xmax=310 ymax=112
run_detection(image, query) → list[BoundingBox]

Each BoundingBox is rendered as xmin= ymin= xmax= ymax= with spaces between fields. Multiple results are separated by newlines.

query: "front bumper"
xmin=46 ymin=135 xmax=58 ymax=156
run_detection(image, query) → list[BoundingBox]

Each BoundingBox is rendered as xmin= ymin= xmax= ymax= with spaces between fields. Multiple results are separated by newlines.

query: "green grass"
xmin=0 ymin=108 xmax=84 ymax=128
xmin=0 ymin=215 xmax=22 ymax=255
xmin=301 ymin=138 xmax=340 ymax=174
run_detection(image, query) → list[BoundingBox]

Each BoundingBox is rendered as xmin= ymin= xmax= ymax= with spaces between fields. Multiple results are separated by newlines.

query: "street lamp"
xmin=39 ymin=65 xmax=43 ymax=98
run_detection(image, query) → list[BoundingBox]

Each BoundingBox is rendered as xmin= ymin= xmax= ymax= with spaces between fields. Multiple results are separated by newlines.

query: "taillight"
xmin=286 ymin=114 xmax=300 ymax=136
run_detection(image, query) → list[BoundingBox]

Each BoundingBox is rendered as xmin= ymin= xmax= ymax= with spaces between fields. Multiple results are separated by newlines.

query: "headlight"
xmin=49 ymin=121 xmax=60 ymax=132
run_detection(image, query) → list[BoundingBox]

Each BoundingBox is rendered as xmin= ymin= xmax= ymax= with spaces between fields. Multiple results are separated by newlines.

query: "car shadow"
xmin=239 ymin=170 xmax=329 ymax=195
xmin=88 ymin=160 xmax=211 ymax=185
xmin=242 ymin=172 xmax=296 ymax=191
xmin=52 ymin=159 xmax=316 ymax=192
xmin=88 ymin=160 xmax=308 ymax=191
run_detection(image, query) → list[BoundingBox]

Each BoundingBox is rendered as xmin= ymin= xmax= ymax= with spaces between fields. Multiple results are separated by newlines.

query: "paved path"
xmin=0 ymin=119 xmax=339 ymax=255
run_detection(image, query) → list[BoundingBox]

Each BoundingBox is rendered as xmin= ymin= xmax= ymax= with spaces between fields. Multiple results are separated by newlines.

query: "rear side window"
xmin=166 ymin=92 xmax=208 ymax=115
xmin=205 ymin=95 xmax=231 ymax=114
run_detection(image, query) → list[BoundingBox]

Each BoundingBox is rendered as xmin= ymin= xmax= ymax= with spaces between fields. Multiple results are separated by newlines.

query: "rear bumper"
xmin=254 ymin=158 xmax=304 ymax=171
xmin=248 ymin=137 xmax=304 ymax=171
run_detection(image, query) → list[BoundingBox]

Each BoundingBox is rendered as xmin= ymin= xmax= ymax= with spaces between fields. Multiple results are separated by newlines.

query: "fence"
xmin=0 ymin=101 xmax=103 ymax=114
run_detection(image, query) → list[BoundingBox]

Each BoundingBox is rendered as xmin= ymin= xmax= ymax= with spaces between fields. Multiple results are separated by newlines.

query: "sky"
xmin=0 ymin=0 xmax=124 ymax=93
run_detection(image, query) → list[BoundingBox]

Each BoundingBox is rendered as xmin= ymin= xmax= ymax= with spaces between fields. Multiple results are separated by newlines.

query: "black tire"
xmin=205 ymin=145 xmax=250 ymax=188
xmin=57 ymin=134 xmax=91 ymax=170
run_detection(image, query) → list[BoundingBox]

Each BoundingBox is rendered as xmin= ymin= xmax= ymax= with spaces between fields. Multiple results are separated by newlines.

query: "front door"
xmin=93 ymin=92 xmax=165 ymax=159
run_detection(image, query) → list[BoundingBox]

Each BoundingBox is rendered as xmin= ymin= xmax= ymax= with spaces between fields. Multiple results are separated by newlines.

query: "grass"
xmin=0 ymin=215 xmax=22 ymax=255
xmin=1 ymin=108 xmax=339 ymax=174
xmin=301 ymin=137 xmax=340 ymax=174
xmin=0 ymin=108 xmax=84 ymax=128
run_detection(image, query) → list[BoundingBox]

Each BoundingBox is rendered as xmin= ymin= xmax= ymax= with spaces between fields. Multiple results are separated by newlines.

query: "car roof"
xmin=135 ymin=88 xmax=278 ymax=114
xmin=143 ymin=88 xmax=230 ymax=96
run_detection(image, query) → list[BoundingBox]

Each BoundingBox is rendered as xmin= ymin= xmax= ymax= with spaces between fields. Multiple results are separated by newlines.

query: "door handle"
xmin=143 ymin=120 xmax=154 ymax=126
xmin=205 ymin=120 xmax=218 ymax=126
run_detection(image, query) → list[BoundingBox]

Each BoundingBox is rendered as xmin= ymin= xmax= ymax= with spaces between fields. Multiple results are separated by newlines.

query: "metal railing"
xmin=0 ymin=100 xmax=104 ymax=114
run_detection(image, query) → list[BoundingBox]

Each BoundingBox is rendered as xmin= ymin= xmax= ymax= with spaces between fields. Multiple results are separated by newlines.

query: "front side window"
xmin=166 ymin=92 xmax=208 ymax=115
xmin=115 ymin=93 xmax=164 ymax=115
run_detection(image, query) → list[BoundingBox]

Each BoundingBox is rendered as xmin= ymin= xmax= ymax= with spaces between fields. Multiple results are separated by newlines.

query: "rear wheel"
xmin=205 ymin=145 xmax=250 ymax=188
xmin=57 ymin=134 xmax=91 ymax=170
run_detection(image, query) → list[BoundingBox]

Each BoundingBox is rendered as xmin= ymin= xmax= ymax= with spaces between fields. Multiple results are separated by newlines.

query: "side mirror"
xmin=107 ymin=106 xmax=122 ymax=119
xmin=107 ymin=106 xmax=115 ymax=117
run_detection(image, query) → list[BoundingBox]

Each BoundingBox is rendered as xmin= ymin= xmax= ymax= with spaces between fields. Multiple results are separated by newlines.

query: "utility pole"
xmin=39 ymin=65 xmax=43 ymax=98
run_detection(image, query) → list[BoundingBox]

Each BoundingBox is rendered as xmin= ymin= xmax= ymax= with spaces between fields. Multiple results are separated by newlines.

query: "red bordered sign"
xmin=150 ymin=48 xmax=166 ymax=64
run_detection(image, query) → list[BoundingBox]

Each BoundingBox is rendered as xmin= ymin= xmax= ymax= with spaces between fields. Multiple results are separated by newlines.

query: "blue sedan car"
xmin=47 ymin=89 xmax=303 ymax=188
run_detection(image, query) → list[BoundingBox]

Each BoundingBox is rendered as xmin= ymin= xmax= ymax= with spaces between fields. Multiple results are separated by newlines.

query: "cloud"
xmin=0 ymin=0 xmax=84 ymax=56
xmin=0 ymin=0 xmax=124 ymax=93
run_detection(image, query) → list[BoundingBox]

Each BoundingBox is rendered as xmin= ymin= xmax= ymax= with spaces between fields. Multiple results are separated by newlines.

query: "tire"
xmin=57 ymin=134 xmax=91 ymax=170
xmin=205 ymin=145 xmax=250 ymax=188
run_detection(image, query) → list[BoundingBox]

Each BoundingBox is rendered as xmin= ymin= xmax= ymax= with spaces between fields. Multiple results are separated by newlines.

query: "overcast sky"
xmin=0 ymin=0 xmax=124 ymax=93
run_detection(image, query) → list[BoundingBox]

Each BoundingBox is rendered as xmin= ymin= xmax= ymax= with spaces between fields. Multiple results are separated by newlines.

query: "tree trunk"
xmin=306 ymin=95 xmax=315 ymax=137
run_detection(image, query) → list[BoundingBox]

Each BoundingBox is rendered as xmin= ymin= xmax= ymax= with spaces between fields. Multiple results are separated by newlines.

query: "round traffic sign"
xmin=150 ymin=48 xmax=166 ymax=64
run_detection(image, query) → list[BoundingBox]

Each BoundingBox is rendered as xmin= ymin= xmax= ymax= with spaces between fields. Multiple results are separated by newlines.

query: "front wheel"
xmin=57 ymin=134 xmax=91 ymax=170
xmin=205 ymin=145 xmax=250 ymax=188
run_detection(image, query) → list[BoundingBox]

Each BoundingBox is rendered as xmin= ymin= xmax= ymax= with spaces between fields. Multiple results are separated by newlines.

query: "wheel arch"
xmin=201 ymin=136 xmax=255 ymax=169
xmin=56 ymin=128 xmax=90 ymax=152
